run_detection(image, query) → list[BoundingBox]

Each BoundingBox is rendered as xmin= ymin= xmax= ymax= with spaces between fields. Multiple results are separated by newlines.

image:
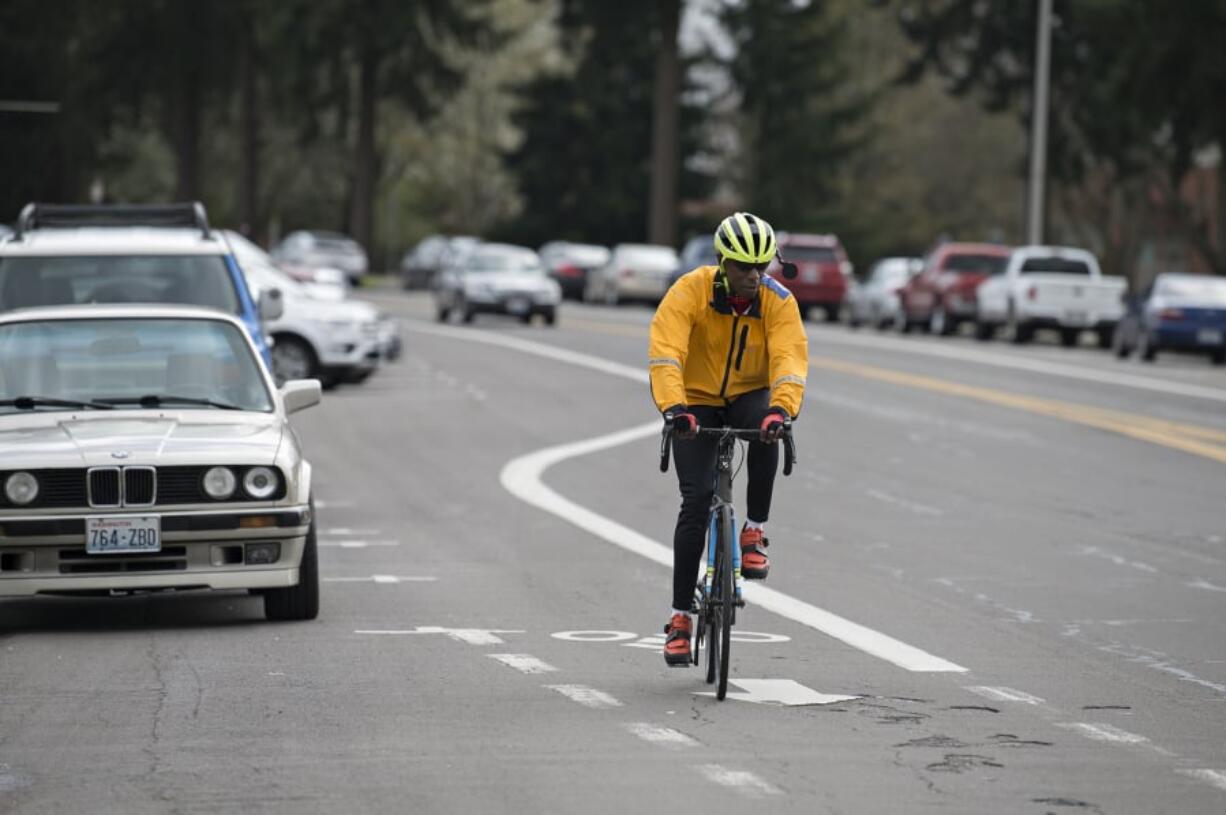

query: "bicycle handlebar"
xmin=659 ymin=422 xmax=797 ymax=476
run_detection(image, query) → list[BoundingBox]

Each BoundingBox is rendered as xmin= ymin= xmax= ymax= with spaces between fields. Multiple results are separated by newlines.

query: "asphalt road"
xmin=2 ymin=290 xmax=1224 ymax=814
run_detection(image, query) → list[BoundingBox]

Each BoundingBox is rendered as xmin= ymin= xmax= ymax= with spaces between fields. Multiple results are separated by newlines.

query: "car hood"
xmin=288 ymin=296 xmax=377 ymax=322
xmin=0 ymin=414 xmax=284 ymax=469
xmin=464 ymin=272 xmax=554 ymax=291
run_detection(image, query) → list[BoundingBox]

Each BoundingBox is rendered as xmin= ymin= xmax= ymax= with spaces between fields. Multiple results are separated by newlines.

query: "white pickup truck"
xmin=974 ymin=245 xmax=1126 ymax=347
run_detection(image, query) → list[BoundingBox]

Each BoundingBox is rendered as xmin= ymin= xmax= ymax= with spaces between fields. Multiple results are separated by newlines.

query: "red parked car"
xmin=897 ymin=242 xmax=1012 ymax=335
xmin=767 ymin=232 xmax=851 ymax=321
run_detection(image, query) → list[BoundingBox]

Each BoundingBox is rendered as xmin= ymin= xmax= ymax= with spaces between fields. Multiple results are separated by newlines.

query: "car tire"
xmin=1112 ymin=326 xmax=1132 ymax=359
xmin=1059 ymin=327 xmax=1080 ymax=347
xmin=824 ymin=305 xmax=840 ymax=323
xmin=797 ymin=304 xmax=811 ymax=322
xmin=1007 ymin=305 xmax=1032 ymax=344
xmin=542 ymin=308 xmax=557 ymax=327
xmin=270 ymin=335 xmax=318 ymax=384
xmin=460 ymin=297 xmax=476 ymax=324
xmin=264 ymin=507 xmax=319 ymax=621
xmin=1211 ymin=348 xmax=1225 ymax=366
xmin=519 ymin=311 xmax=533 ymax=325
xmin=436 ymin=302 xmax=451 ymax=322
xmin=973 ymin=320 xmax=995 ymax=341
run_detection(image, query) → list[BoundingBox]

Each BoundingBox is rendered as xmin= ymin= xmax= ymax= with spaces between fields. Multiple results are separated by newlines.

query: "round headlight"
xmin=5 ymin=471 xmax=39 ymax=505
xmin=202 ymin=467 xmax=237 ymax=499
xmin=243 ymin=467 xmax=279 ymax=500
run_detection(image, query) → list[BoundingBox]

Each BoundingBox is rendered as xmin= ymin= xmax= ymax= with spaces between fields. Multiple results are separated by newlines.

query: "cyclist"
xmin=649 ymin=212 xmax=809 ymax=667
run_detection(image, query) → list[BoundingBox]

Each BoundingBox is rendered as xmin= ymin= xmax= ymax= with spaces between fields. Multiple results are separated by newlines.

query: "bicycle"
xmin=659 ymin=421 xmax=796 ymax=700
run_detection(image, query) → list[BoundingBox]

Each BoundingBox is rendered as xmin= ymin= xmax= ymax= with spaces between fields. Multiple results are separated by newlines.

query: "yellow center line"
xmin=811 ymin=357 xmax=1226 ymax=466
xmin=557 ymin=313 xmax=1226 ymax=464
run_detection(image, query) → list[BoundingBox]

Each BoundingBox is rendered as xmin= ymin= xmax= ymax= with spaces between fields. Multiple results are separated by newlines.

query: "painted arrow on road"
xmin=696 ymin=679 xmax=860 ymax=706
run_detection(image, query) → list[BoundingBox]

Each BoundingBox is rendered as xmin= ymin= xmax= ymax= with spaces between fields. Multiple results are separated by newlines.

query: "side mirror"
xmin=260 ymin=288 xmax=284 ymax=322
xmin=280 ymin=379 xmax=321 ymax=414
xmin=780 ymin=261 xmax=798 ymax=280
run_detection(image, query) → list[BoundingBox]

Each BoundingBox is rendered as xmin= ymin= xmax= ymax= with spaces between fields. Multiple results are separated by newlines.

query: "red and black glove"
xmin=664 ymin=405 xmax=698 ymax=439
xmin=759 ymin=406 xmax=789 ymax=442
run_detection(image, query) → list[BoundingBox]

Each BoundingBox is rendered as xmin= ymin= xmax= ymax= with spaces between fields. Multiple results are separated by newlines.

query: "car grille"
xmin=0 ymin=466 xmax=285 ymax=510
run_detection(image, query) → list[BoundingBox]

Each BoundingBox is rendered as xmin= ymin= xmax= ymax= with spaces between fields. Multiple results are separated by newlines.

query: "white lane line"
xmin=545 ymin=685 xmax=624 ymax=709
xmin=624 ymin=723 xmax=698 ymax=749
xmin=409 ymin=320 xmax=965 ymax=673
xmin=319 ymin=540 xmax=401 ymax=548
xmin=964 ymin=686 xmax=1045 ymax=705
xmin=1177 ymin=769 xmax=1226 ymax=792
xmin=1056 ymin=722 xmax=1149 ymax=744
xmin=696 ymin=765 xmax=782 ymax=797
xmin=488 ymin=654 xmax=558 ymax=674
xmin=320 ymin=528 xmax=382 ymax=536
xmin=323 ymin=575 xmax=436 ymax=584
xmin=356 ymin=627 xmax=524 ymax=644
xmin=500 ymin=425 xmax=966 ymax=674
xmin=815 ymin=327 xmax=1226 ymax=404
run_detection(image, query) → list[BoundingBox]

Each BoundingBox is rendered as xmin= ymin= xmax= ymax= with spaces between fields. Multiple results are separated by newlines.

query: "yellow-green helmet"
xmin=713 ymin=211 xmax=777 ymax=264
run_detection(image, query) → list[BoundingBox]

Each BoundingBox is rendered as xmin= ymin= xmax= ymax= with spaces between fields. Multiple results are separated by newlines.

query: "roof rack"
xmin=13 ymin=202 xmax=213 ymax=240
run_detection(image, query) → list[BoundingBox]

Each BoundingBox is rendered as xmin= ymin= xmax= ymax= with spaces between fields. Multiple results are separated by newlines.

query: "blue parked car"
xmin=0 ymin=203 xmax=279 ymax=370
xmin=1112 ymin=272 xmax=1226 ymax=365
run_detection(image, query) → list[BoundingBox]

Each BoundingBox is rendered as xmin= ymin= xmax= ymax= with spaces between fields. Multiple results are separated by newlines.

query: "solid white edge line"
xmin=500 ymin=424 xmax=966 ymax=673
xmin=1177 ymin=769 xmax=1226 ymax=792
xmin=964 ymin=685 xmax=1045 ymax=705
xmin=696 ymin=765 xmax=782 ymax=797
xmin=1056 ymin=722 xmax=1149 ymax=744
xmin=408 ymin=320 xmax=966 ymax=672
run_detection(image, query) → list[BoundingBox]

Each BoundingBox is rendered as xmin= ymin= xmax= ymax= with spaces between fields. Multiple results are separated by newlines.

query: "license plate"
xmin=86 ymin=515 xmax=161 ymax=554
xmin=506 ymin=297 xmax=529 ymax=315
xmin=1198 ymin=328 xmax=1223 ymax=345
xmin=1064 ymin=310 xmax=1088 ymax=325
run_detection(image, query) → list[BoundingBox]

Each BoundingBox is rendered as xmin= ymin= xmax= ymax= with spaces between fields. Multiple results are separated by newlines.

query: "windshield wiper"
xmin=0 ymin=396 xmax=115 ymax=410
xmin=98 ymin=394 xmax=243 ymax=411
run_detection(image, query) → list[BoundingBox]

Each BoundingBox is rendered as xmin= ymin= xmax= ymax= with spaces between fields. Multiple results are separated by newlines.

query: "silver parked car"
xmin=845 ymin=257 xmax=922 ymax=329
xmin=434 ymin=243 xmax=561 ymax=325
xmin=272 ymin=230 xmax=368 ymax=286
xmin=585 ymin=243 xmax=680 ymax=305
xmin=0 ymin=305 xmax=322 ymax=620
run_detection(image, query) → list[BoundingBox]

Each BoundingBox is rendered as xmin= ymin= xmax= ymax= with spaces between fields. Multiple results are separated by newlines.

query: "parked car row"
xmin=0 ymin=203 xmax=327 ymax=618
xmin=843 ymin=240 xmax=1225 ymax=366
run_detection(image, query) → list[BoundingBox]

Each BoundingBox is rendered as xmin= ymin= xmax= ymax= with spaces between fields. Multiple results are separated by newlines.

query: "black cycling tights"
xmin=670 ymin=388 xmax=778 ymax=611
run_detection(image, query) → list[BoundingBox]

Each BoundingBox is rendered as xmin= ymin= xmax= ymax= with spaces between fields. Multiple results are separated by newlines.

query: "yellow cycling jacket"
xmin=649 ymin=266 xmax=808 ymax=416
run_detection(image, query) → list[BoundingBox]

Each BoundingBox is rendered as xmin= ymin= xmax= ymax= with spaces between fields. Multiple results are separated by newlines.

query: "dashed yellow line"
xmin=559 ymin=314 xmax=1226 ymax=464
xmin=811 ymin=357 xmax=1226 ymax=466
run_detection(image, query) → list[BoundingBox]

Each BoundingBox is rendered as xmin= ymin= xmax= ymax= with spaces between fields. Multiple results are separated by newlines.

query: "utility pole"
xmin=1026 ymin=0 xmax=1053 ymax=245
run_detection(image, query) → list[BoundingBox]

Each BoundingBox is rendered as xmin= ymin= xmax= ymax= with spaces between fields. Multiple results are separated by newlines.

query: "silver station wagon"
xmin=0 ymin=305 xmax=322 ymax=620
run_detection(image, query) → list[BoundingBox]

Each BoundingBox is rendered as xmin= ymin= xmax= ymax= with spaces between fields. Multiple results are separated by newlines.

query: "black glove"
xmin=664 ymin=405 xmax=698 ymax=439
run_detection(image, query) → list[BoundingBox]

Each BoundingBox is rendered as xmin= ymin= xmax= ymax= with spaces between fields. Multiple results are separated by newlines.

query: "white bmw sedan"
xmin=0 ymin=305 xmax=322 ymax=620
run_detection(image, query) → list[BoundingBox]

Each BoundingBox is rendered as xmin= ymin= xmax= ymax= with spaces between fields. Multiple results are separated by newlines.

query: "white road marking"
xmin=815 ymin=328 xmax=1226 ymax=403
xmin=323 ymin=575 xmax=436 ymax=584
xmin=696 ymin=765 xmax=782 ymax=797
xmin=624 ymin=723 xmax=698 ymax=749
xmin=1078 ymin=545 xmax=1159 ymax=574
xmin=552 ymin=630 xmax=638 ymax=642
xmin=1177 ymin=769 xmax=1226 ymax=792
xmin=355 ymin=627 xmax=524 ymax=645
xmin=318 ymin=540 xmax=401 ymax=548
xmin=697 ymin=678 xmax=859 ymax=706
xmin=488 ymin=654 xmax=558 ymax=674
xmin=1056 ymin=722 xmax=1149 ymax=744
xmin=1188 ymin=578 xmax=1226 ymax=593
xmin=411 ymin=321 xmax=966 ymax=674
xmin=320 ymin=528 xmax=381 ymax=536
xmin=500 ymin=425 xmax=966 ymax=674
xmin=965 ymin=686 xmax=1045 ymax=705
xmin=545 ymin=684 xmax=623 ymax=709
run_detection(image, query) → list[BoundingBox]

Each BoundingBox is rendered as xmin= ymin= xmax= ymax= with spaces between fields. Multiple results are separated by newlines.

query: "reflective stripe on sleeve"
xmin=772 ymin=375 xmax=806 ymax=388
xmin=649 ymin=357 xmax=683 ymax=370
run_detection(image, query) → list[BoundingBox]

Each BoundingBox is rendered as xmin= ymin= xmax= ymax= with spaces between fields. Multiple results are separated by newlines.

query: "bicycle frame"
xmin=704 ymin=434 xmax=743 ymax=609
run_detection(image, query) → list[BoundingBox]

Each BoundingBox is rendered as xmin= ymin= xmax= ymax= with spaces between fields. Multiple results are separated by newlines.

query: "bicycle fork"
xmin=704 ymin=504 xmax=745 ymax=605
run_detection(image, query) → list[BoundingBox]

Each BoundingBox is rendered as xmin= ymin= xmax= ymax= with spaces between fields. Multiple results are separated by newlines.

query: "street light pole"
xmin=1026 ymin=0 xmax=1053 ymax=245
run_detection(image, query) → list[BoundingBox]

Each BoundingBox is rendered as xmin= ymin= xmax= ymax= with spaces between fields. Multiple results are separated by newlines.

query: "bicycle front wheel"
xmin=716 ymin=508 xmax=735 ymax=699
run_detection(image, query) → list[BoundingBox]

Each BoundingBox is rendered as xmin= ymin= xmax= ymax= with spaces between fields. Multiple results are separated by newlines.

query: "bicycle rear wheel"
xmin=716 ymin=507 xmax=735 ymax=700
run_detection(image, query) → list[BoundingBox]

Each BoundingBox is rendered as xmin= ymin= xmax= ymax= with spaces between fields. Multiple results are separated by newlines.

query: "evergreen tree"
xmin=720 ymin=0 xmax=869 ymax=232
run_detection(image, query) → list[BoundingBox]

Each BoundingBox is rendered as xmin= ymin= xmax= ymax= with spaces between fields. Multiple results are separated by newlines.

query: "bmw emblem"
xmin=111 ymin=451 xmax=130 ymax=460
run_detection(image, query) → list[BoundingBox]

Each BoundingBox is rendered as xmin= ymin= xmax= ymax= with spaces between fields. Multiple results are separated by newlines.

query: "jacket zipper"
xmin=718 ymin=316 xmax=740 ymax=398
xmin=734 ymin=324 xmax=749 ymax=370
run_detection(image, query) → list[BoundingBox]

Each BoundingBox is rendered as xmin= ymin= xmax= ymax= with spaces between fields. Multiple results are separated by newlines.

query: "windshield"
xmin=942 ymin=253 xmax=1008 ymax=275
xmin=0 ymin=318 xmax=273 ymax=414
xmin=0 ymin=255 xmax=241 ymax=314
xmin=1019 ymin=257 xmax=1091 ymax=275
xmin=1156 ymin=276 xmax=1226 ymax=304
xmin=466 ymin=250 xmax=543 ymax=274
